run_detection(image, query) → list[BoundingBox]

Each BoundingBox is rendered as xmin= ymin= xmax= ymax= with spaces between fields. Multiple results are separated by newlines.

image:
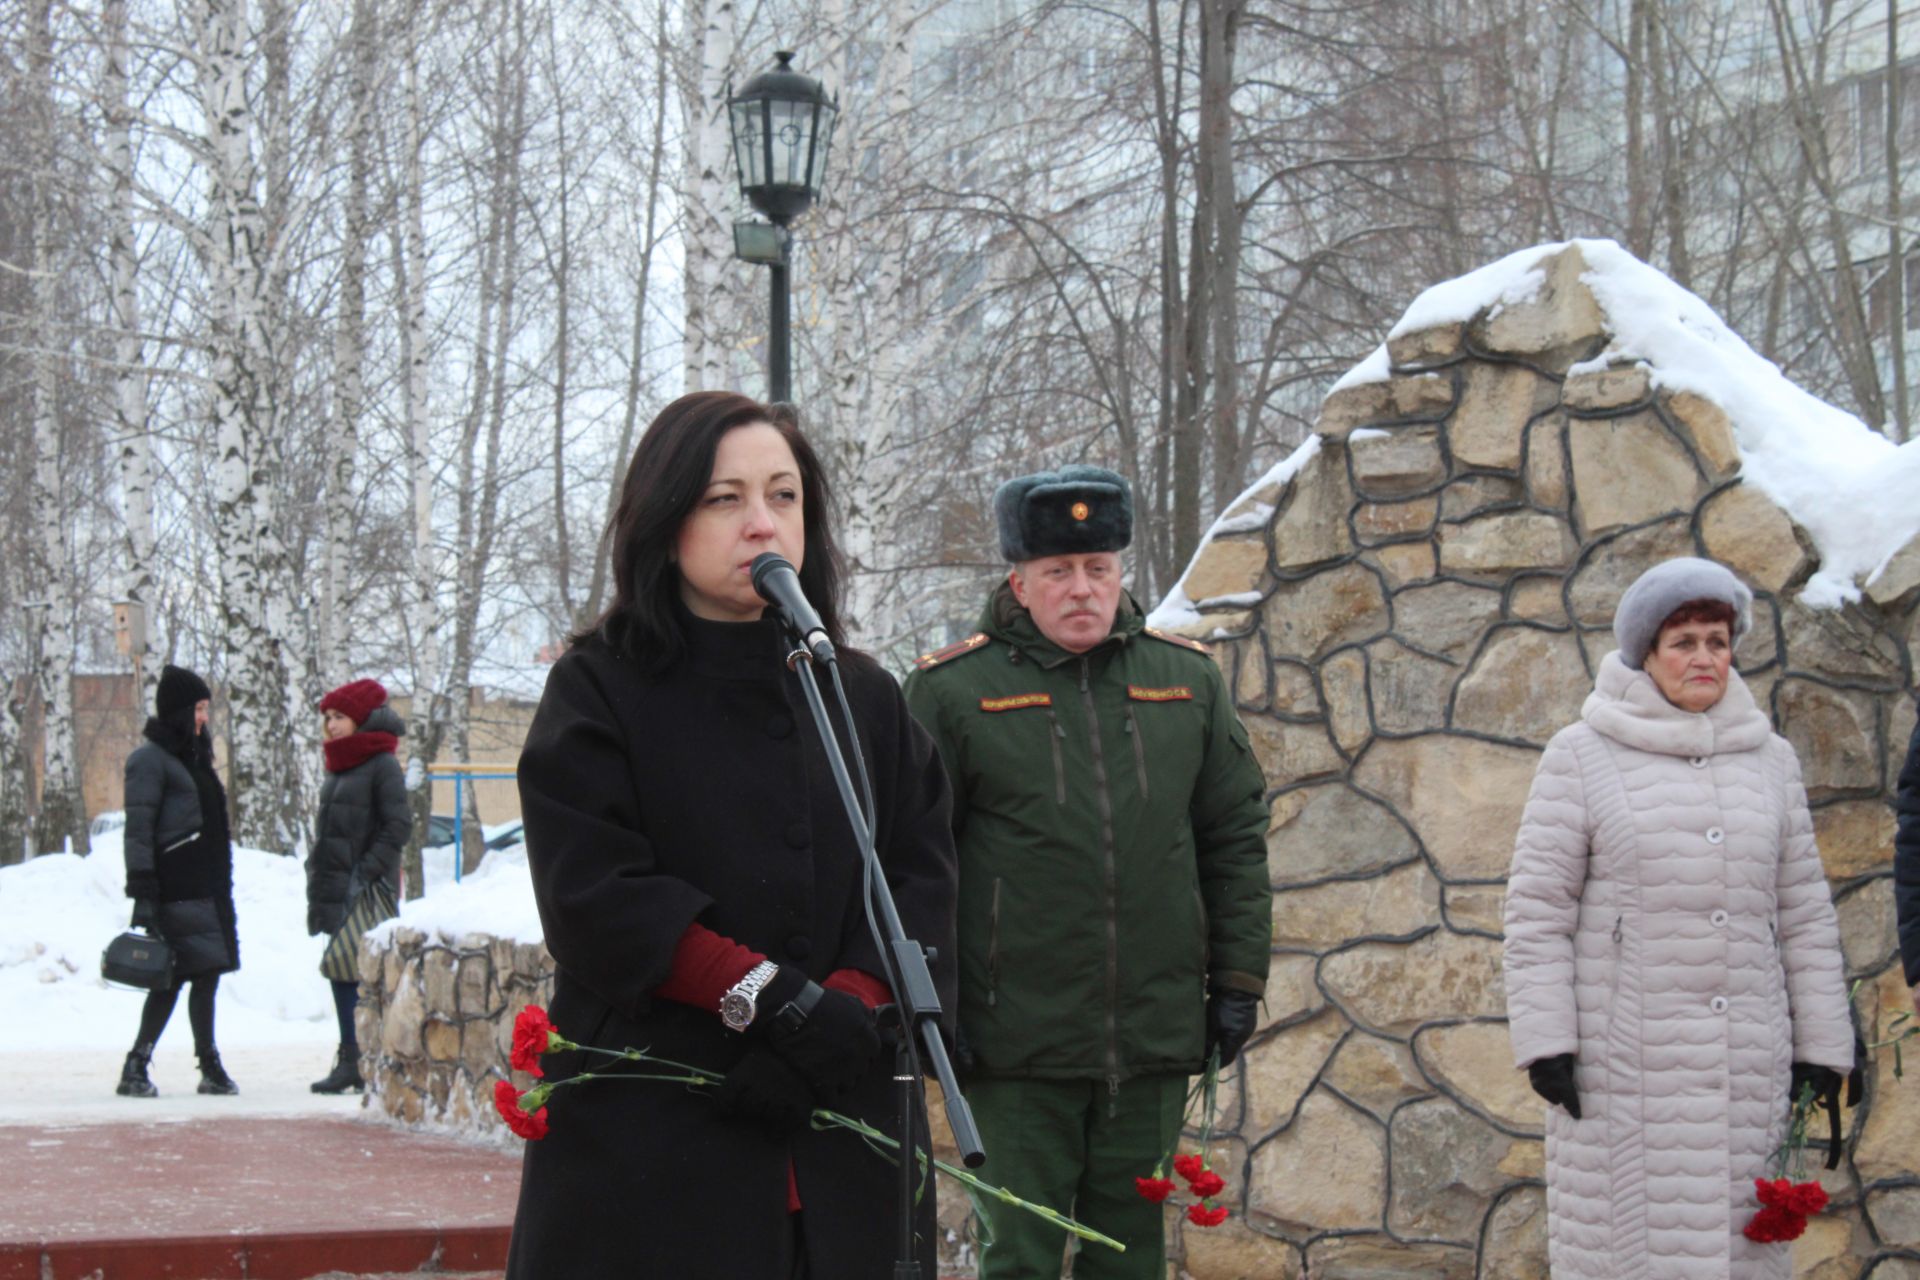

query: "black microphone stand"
xmin=772 ymin=629 xmax=985 ymax=1280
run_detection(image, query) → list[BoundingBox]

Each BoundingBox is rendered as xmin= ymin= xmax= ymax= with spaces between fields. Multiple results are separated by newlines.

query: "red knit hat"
xmin=318 ymin=678 xmax=387 ymax=728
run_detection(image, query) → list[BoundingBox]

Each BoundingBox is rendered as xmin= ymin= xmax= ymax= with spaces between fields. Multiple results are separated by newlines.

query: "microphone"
xmin=750 ymin=552 xmax=835 ymax=664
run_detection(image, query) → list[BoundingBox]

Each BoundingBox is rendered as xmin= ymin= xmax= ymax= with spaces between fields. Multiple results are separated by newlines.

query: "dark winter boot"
xmin=116 ymin=1043 xmax=158 ymax=1098
xmin=310 ymin=1046 xmax=365 ymax=1094
xmin=197 ymin=1049 xmax=238 ymax=1095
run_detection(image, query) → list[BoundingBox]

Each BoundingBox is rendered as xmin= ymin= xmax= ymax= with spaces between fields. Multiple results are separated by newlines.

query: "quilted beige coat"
xmin=1504 ymin=652 xmax=1854 ymax=1279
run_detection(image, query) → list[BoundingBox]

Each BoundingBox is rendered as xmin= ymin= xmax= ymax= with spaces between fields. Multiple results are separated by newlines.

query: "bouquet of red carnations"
xmin=1134 ymin=1049 xmax=1232 ymax=1229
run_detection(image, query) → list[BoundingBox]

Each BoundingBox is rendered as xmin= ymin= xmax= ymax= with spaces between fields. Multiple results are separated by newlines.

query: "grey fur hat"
xmin=1613 ymin=557 xmax=1752 ymax=669
xmin=993 ymin=465 xmax=1132 ymax=562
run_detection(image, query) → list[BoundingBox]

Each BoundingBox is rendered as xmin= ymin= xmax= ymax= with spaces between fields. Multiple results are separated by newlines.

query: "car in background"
xmin=483 ymin=819 xmax=525 ymax=851
xmin=89 ymin=811 xmax=127 ymax=840
xmin=425 ymin=813 xmax=456 ymax=847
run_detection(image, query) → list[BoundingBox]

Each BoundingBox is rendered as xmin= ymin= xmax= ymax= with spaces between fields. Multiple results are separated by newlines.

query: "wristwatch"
xmin=772 ymin=980 xmax=826 ymax=1036
xmin=719 ymin=961 xmax=782 ymax=1032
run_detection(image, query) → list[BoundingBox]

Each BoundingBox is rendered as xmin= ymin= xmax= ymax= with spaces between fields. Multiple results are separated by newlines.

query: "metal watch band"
xmin=719 ymin=960 xmax=781 ymax=1032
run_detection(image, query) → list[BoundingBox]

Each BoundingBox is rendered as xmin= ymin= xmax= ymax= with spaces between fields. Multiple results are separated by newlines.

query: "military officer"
xmin=903 ymin=465 xmax=1272 ymax=1280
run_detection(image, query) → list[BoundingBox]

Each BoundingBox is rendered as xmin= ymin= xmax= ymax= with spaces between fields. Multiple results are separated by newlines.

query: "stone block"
xmin=1444 ymin=886 xmax=1506 ymax=936
xmin=422 ymin=948 xmax=457 ymax=1017
xmin=1354 ymin=497 xmax=1437 ymax=545
xmin=1813 ymin=800 xmax=1897 ymax=879
xmin=423 ymin=1017 xmax=461 ymax=1064
xmin=1791 ymin=1209 xmax=1871 ymax=1280
xmin=1233 ymin=635 xmax=1269 ymax=711
xmin=1780 ymin=599 xmax=1906 ymax=687
xmin=1266 ymin=953 xmax=1327 ymax=1026
xmin=1563 ymin=364 xmax=1652 ymax=412
xmin=1266 ymin=783 xmax=1419 ymax=887
xmin=1387 ymin=322 xmax=1465 ymax=368
xmin=461 ymin=1017 xmax=498 ymax=1077
xmin=456 ymin=953 xmax=493 ymax=1018
xmin=1567 ymin=412 xmax=1702 ymax=538
xmin=1480 ymin=1187 xmax=1549 ymax=1280
xmin=1270 ymin=661 xmax=1320 ymax=716
xmin=1437 ymin=512 xmax=1577 ymax=576
xmin=1243 ymin=1011 xmax=1348 ymax=1138
xmin=1304 ymin=1235 xmax=1474 ymax=1280
xmin=1699 ymin=485 xmax=1808 ymax=593
xmin=1524 ymin=416 xmax=1568 ymax=511
xmin=1567 ymin=517 xmax=1695 ymax=625
xmin=1248 ymin=1090 xmax=1386 ymax=1231
xmin=1185 ymin=538 xmax=1271 ymax=604
xmin=1472 ymin=246 xmax=1606 ymax=366
xmin=1891 ymin=696 xmax=1917 ymax=793
xmin=1246 ymin=716 xmax=1343 ymax=787
xmin=1855 ymin=970 xmax=1920 ymax=1182
xmin=1392 ymin=580 xmax=1504 ymax=661
xmin=1386 ymin=1096 xmax=1515 ymax=1238
xmin=1261 ymin=563 xmax=1390 ymax=661
xmin=384 ymin=943 xmax=405 ymax=998
xmin=1368 ymin=542 xmax=1436 ymax=588
xmin=1319 ymin=382 xmax=1392 ymax=438
xmin=1835 ymin=875 xmax=1898 ymax=976
xmin=383 ymin=974 xmax=424 ymax=1059
xmin=1439 ymin=475 xmax=1524 ymax=522
xmin=1578 ymin=627 xmax=1619 ymax=672
xmin=1411 ymin=1021 xmax=1540 ymax=1134
xmin=1866 ymin=1186 xmax=1920 ymax=1248
xmin=1388 ymin=373 xmax=1456 ymax=416
xmin=1451 ymin=626 xmax=1590 ymax=745
xmin=1271 ymin=859 xmax=1440 ymax=951
xmin=1323 ymin=1033 xmax=1426 ymax=1119
xmin=1777 ymin=679 xmax=1880 ymax=801
xmin=1352 ymin=735 xmax=1541 ymax=881
xmin=1349 ymin=427 xmax=1447 ymax=499
xmin=1736 ymin=595 xmax=1779 ymax=672
xmin=1507 ymin=575 xmax=1567 ymax=624
xmin=1322 ymin=650 xmax=1372 ymax=755
xmin=1270 ymin=452 xmax=1355 ymax=572
xmin=1452 ymin=365 xmax=1554 ymax=470
xmin=1319 ymin=930 xmax=1506 ymax=1034
xmin=1366 ymin=638 xmax=1457 ymax=733
xmin=1867 ymin=530 xmax=1920 ymax=607
xmin=1179 ymin=1215 xmax=1302 ymax=1280
xmin=1664 ymin=390 xmax=1741 ymax=477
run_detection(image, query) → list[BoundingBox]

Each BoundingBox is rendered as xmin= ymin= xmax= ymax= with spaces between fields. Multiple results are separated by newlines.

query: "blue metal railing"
xmin=426 ymin=762 xmax=518 ymax=884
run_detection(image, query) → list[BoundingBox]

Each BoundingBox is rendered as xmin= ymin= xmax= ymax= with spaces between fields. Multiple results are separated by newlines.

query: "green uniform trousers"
xmin=967 ymin=1074 xmax=1186 ymax=1280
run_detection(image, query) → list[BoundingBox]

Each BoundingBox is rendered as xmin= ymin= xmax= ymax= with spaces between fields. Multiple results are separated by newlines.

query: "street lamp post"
xmin=727 ymin=50 xmax=837 ymax=403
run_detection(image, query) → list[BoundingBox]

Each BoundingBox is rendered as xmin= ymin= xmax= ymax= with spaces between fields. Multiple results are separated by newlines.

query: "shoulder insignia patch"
xmin=913 ymin=632 xmax=991 ymax=670
xmin=979 ymin=692 xmax=1052 ymax=712
xmin=1143 ymin=627 xmax=1211 ymax=655
xmin=1128 ymin=684 xmax=1193 ymax=702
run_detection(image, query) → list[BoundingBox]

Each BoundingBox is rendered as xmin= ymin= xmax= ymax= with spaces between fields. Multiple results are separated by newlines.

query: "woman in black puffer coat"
xmin=304 ymin=677 xmax=410 ymax=1093
xmin=118 ymin=663 xmax=240 ymax=1098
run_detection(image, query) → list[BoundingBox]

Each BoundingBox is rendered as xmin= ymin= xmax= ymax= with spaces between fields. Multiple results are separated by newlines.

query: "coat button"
xmin=767 ymin=714 xmax=794 ymax=739
xmin=785 ymin=822 xmax=809 ymax=848
xmin=1706 ymin=827 xmax=1725 ymax=844
xmin=1710 ymin=996 xmax=1729 ymax=1013
xmin=786 ymin=935 xmax=811 ymax=961
xmin=1710 ymin=909 xmax=1729 ymax=927
xmin=1689 ymin=756 xmax=1708 ymax=768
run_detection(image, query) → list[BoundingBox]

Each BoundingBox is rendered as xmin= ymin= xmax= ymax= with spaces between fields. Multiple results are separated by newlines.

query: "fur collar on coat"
xmin=1581 ymin=650 xmax=1772 ymax=758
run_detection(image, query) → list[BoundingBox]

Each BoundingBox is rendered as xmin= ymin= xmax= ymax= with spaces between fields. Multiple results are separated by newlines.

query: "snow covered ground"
xmin=0 ymin=828 xmax=540 ymax=1125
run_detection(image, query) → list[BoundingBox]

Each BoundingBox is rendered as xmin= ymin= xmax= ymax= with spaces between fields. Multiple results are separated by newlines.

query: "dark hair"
xmin=1653 ymin=597 xmax=1738 ymax=649
xmin=573 ymin=391 xmax=848 ymax=672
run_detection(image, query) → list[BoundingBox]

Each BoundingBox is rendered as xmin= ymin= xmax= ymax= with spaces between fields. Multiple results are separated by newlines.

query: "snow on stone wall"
xmin=1154 ymin=243 xmax=1920 ymax=1278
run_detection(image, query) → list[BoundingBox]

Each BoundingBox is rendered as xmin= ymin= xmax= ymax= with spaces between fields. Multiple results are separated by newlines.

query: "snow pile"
xmin=1340 ymin=238 xmax=1920 ymax=607
xmin=370 ymin=840 xmax=544 ymax=948
xmin=1148 ymin=434 xmax=1323 ymax=632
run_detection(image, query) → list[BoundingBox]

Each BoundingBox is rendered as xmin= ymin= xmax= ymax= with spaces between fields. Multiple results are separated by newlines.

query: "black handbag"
xmin=102 ymin=929 xmax=175 ymax=990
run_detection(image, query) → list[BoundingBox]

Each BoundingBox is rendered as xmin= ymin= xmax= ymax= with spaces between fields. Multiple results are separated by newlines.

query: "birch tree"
xmin=682 ymin=0 xmax=738 ymax=392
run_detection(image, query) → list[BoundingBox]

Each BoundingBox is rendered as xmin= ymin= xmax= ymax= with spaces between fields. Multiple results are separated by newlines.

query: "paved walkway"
xmin=0 ymin=1114 xmax=519 ymax=1279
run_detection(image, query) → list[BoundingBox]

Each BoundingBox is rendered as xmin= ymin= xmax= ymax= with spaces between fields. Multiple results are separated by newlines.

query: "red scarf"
xmin=323 ymin=731 xmax=399 ymax=774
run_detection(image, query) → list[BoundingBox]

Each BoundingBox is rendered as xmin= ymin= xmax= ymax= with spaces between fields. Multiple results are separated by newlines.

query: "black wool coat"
xmin=305 ymin=705 xmax=411 ymax=936
xmin=504 ymin=611 xmax=958 ymax=1280
xmin=1896 ymin=715 xmax=1919 ymax=985
xmin=122 ymin=716 xmax=239 ymax=977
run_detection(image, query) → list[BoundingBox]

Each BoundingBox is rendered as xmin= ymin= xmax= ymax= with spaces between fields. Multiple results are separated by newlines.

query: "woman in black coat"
xmin=505 ymin=392 xmax=958 ymax=1279
xmin=304 ymin=677 xmax=410 ymax=1093
xmin=118 ymin=663 xmax=240 ymax=1097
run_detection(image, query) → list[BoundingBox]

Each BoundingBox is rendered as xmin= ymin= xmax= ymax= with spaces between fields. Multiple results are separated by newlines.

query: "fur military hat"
xmin=993 ymin=465 xmax=1132 ymax=562
xmin=1614 ymin=557 xmax=1752 ymax=670
xmin=155 ymin=664 xmax=212 ymax=720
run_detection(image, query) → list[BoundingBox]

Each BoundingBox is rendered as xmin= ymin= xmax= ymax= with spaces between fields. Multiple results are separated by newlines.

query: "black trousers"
xmin=135 ymin=973 xmax=219 ymax=1053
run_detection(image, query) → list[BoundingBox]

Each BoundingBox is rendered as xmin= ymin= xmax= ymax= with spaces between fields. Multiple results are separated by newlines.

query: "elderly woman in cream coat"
xmin=1503 ymin=557 xmax=1854 ymax=1279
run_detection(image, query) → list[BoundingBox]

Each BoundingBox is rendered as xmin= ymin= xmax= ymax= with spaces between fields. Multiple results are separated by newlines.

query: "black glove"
xmin=130 ymin=899 xmax=158 ymax=931
xmin=1791 ymin=1062 xmax=1846 ymax=1169
xmin=1528 ymin=1053 xmax=1582 ymax=1119
xmin=126 ymin=872 xmax=161 ymax=903
xmin=1203 ymin=990 xmax=1262 ymax=1068
xmin=713 ymin=1044 xmax=815 ymax=1134
xmin=764 ymin=985 xmax=882 ymax=1103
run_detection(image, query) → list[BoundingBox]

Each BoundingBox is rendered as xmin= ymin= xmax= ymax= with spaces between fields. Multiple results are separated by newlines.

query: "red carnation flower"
xmin=1787 ymin=1181 xmax=1829 ymax=1216
xmin=493 ymin=1079 xmax=550 ymax=1140
xmin=1187 ymin=1169 xmax=1226 ymax=1199
xmin=1742 ymin=1205 xmax=1806 ymax=1244
xmin=511 ymin=1005 xmax=558 ymax=1078
xmin=1172 ymin=1153 xmax=1206 ymax=1183
xmin=1135 ymin=1176 xmax=1176 ymax=1203
xmin=1754 ymin=1177 xmax=1794 ymax=1210
xmin=1186 ymin=1203 xmax=1230 ymax=1228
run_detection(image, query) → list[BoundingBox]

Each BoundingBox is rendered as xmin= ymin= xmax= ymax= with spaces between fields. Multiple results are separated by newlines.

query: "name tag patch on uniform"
xmin=979 ymin=693 xmax=1053 ymax=712
xmin=1127 ymin=685 xmax=1192 ymax=702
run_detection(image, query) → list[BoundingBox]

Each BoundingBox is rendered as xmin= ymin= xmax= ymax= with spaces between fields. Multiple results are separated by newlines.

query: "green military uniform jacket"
xmin=903 ymin=581 xmax=1271 ymax=1085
